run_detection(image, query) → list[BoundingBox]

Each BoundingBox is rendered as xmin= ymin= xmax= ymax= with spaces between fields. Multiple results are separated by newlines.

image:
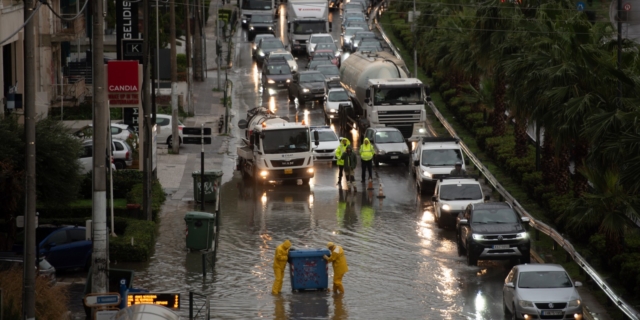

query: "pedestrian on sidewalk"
xmin=359 ymin=137 xmax=374 ymax=182
xmin=341 ymin=146 xmax=358 ymax=192
xmin=272 ymin=239 xmax=291 ymax=295
xmin=335 ymin=138 xmax=350 ymax=187
xmin=323 ymin=242 xmax=349 ymax=294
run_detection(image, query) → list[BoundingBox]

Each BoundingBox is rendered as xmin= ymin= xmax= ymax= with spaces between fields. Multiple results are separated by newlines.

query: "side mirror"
xmin=364 ymin=98 xmax=370 ymax=104
xmin=431 ymin=196 xmax=437 ymax=202
xmin=458 ymin=219 xmax=468 ymax=225
xmin=238 ymin=119 xmax=248 ymax=129
xmin=504 ymin=282 xmax=515 ymax=288
xmin=45 ymin=242 xmax=57 ymax=250
xmin=329 ymin=22 xmax=332 ymax=32
xmin=574 ymin=281 xmax=582 ymax=287
xmin=521 ymin=217 xmax=530 ymax=224
xmin=365 ymin=88 xmax=370 ymax=97
xmin=484 ymin=195 xmax=490 ymax=201
xmin=413 ymin=160 xmax=419 ymax=166
xmin=313 ymin=130 xmax=320 ymax=146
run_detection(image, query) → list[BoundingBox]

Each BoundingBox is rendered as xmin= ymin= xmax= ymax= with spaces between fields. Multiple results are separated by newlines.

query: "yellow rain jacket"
xmin=272 ymin=240 xmax=291 ymax=294
xmin=335 ymin=138 xmax=350 ymax=166
xmin=359 ymin=138 xmax=374 ymax=161
xmin=325 ymin=243 xmax=349 ymax=293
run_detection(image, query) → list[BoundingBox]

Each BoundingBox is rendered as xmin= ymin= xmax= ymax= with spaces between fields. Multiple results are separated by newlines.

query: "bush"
xmin=438 ymin=81 xmax=450 ymax=92
xmin=0 ymin=268 xmax=68 ymax=319
xmin=111 ymin=170 xmax=145 ymax=198
xmin=177 ymin=53 xmax=187 ymax=72
xmin=505 ymin=153 xmax=535 ymax=183
xmin=522 ymin=171 xmax=543 ymax=197
xmin=126 ymin=180 xmax=166 ymax=220
xmin=109 ymin=219 xmax=157 ymax=262
xmin=474 ymin=126 xmax=493 ymax=150
xmin=442 ymin=88 xmax=457 ymax=102
xmin=38 ymin=217 xmax=129 ymax=234
xmin=464 ymin=112 xmax=484 ymax=129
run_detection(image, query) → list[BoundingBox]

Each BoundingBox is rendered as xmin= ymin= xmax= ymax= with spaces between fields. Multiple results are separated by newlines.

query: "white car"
xmin=155 ymin=114 xmax=184 ymax=147
xmin=432 ymin=177 xmax=488 ymax=229
xmin=311 ymin=126 xmax=340 ymax=162
xmin=74 ymin=124 xmax=137 ymax=142
xmin=324 ymin=88 xmax=351 ymax=122
xmin=267 ymin=50 xmax=299 ymax=73
xmin=341 ymin=26 xmax=364 ymax=50
xmin=306 ymin=33 xmax=336 ymax=56
xmin=78 ymin=143 xmax=117 ymax=174
xmin=410 ymin=137 xmax=465 ymax=195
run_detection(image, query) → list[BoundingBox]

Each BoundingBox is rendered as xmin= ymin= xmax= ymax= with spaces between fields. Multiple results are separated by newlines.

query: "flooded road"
xmin=116 ymin=4 xmax=515 ymax=319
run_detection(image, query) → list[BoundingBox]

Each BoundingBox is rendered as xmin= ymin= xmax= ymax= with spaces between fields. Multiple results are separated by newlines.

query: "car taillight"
xmin=126 ymin=151 xmax=130 ymax=160
xmin=179 ymin=126 xmax=184 ymax=131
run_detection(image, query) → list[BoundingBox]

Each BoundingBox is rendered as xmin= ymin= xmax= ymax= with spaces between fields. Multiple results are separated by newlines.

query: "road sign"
xmin=127 ymin=293 xmax=180 ymax=309
xmin=183 ymin=137 xmax=212 ymax=144
xmin=122 ymin=39 xmax=144 ymax=64
xmin=183 ymin=127 xmax=212 ymax=135
xmin=84 ymin=293 xmax=121 ymax=307
xmin=576 ymin=1 xmax=585 ymax=11
xmin=624 ymin=2 xmax=632 ymax=11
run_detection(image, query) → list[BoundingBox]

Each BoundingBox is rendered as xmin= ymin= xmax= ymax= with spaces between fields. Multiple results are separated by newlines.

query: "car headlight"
xmin=286 ymin=79 xmax=291 ymax=83
xmin=258 ymin=50 xmax=265 ymax=57
xmin=422 ymin=170 xmax=432 ymax=178
xmin=442 ymin=204 xmax=451 ymax=211
xmin=267 ymin=79 xmax=275 ymax=84
xmin=402 ymin=148 xmax=409 ymax=154
xmin=268 ymin=26 xmax=273 ymax=30
xmin=568 ymin=299 xmax=581 ymax=307
xmin=307 ymin=168 xmax=314 ymax=173
xmin=242 ymin=19 xmax=247 ymax=23
xmin=354 ymin=43 xmax=359 ymax=47
xmin=377 ymin=149 xmax=386 ymax=155
xmin=260 ymin=170 xmax=268 ymax=177
xmin=303 ymin=88 xmax=310 ymax=93
xmin=518 ymin=300 xmax=535 ymax=308
xmin=472 ymin=233 xmax=483 ymax=240
xmin=335 ymin=52 xmax=341 ymax=57
xmin=344 ymin=38 xmax=351 ymax=44
xmin=514 ymin=232 xmax=528 ymax=239
xmin=249 ymin=26 xmax=254 ymax=30
xmin=329 ymin=108 xmax=337 ymax=113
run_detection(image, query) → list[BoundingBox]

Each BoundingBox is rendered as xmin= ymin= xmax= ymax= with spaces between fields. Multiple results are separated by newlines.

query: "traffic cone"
xmin=367 ymin=179 xmax=374 ymax=190
xmin=377 ymin=183 xmax=386 ymax=198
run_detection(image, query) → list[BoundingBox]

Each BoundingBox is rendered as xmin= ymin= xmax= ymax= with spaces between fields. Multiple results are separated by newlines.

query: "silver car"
xmin=503 ymin=264 xmax=584 ymax=320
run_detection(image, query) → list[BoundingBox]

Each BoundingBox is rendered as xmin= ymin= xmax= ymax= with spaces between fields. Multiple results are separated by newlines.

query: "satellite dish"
xmin=609 ymin=0 xmax=640 ymax=43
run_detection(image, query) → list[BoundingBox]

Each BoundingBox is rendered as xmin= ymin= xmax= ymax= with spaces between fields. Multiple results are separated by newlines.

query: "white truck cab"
xmin=411 ymin=137 xmax=465 ymax=195
xmin=432 ymin=176 xmax=489 ymax=229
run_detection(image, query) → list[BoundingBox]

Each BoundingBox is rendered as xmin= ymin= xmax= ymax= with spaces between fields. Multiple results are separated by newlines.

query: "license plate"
xmin=391 ymin=156 xmax=399 ymax=159
xmin=278 ymin=84 xmax=284 ymax=87
xmin=284 ymin=169 xmax=293 ymax=174
xmin=542 ymin=311 xmax=563 ymax=316
xmin=285 ymin=196 xmax=293 ymax=203
xmin=493 ymin=244 xmax=510 ymax=249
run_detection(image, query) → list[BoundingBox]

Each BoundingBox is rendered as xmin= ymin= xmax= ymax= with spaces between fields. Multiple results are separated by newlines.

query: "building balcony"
xmin=50 ymin=76 xmax=86 ymax=107
xmin=51 ymin=14 xmax=85 ymax=42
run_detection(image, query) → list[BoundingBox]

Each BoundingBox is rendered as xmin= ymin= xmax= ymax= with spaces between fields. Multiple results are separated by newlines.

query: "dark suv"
xmin=456 ymin=202 xmax=530 ymax=266
xmin=247 ymin=13 xmax=275 ymax=41
xmin=261 ymin=56 xmax=292 ymax=89
xmin=288 ymin=71 xmax=326 ymax=104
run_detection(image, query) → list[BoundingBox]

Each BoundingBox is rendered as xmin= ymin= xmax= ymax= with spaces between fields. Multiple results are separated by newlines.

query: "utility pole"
xmin=194 ymin=0 xmax=204 ymax=81
xmin=617 ymin=0 xmax=622 ymax=107
xmin=412 ymin=0 xmax=417 ymax=78
xmin=216 ymin=1 xmax=221 ymax=90
xmin=143 ymin=0 xmax=153 ymax=220
xmin=170 ymin=0 xmax=180 ymax=153
xmin=91 ymin=0 xmax=108 ymax=294
xmin=186 ymin=0 xmax=192 ymax=114
xmin=22 ymin=0 xmax=37 ymax=317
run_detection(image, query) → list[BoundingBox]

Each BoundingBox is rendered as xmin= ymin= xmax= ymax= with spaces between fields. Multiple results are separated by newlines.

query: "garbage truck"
xmin=237 ymin=107 xmax=319 ymax=184
xmin=286 ymin=0 xmax=330 ymax=55
xmin=338 ymin=51 xmax=428 ymax=140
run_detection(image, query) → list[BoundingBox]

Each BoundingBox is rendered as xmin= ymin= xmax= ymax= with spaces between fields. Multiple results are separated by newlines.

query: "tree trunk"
xmin=554 ymin=146 xmax=571 ymax=195
xmin=572 ymin=139 xmax=589 ymax=197
xmin=514 ymin=118 xmax=528 ymax=158
xmin=542 ymin=136 xmax=555 ymax=185
xmin=492 ymin=76 xmax=506 ymax=136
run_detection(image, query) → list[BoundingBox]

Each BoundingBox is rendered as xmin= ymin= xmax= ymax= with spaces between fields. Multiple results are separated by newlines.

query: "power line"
xmin=0 ymin=2 xmax=43 ymax=46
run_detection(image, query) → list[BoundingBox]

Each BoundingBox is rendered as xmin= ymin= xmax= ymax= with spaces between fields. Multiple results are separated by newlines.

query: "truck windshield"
xmin=262 ymin=129 xmax=310 ymax=153
xmin=242 ymin=0 xmax=272 ymax=10
xmin=440 ymin=184 xmax=482 ymax=201
xmin=251 ymin=14 xmax=273 ymax=23
xmin=421 ymin=149 xmax=462 ymax=166
xmin=374 ymin=87 xmax=422 ymax=104
xmin=293 ymin=21 xmax=326 ymax=34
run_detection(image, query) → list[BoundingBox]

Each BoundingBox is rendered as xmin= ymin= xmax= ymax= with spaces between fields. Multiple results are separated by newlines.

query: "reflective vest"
xmin=359 ymin=143 xmax=374 ymax=161
xmin=335 ymin=144 xmax=348 ymax=166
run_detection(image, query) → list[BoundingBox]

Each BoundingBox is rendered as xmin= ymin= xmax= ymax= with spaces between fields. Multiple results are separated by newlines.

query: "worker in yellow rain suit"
xmin=272 ymin=239 xmax=291 ymax=295
xmin=335 ymin=138 xmax=350 ymax=187
xmin=323 ymin=242 xmax=349 ymax=294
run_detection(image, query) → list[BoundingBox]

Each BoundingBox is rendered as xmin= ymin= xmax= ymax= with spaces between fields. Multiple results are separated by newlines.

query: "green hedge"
xmin=109 ymin=219 xmax=157 ymax=263
xmin=126 ymin=180 xmax=166 ymax=217
xmin=78 ymin=170 xmax=146 ymax=200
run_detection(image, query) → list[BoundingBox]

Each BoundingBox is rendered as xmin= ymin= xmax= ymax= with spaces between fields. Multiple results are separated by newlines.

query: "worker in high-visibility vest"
xmin=334 ymin=138 xmax=350 ymax=187
xmin=359 ymin=138 xmax=374 ymax=182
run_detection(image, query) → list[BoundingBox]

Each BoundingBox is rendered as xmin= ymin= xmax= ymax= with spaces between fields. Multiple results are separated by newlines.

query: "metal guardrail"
xmin=370 ymin=4 xmax=403 ymax=61
xmin=371 ymin=3 xmax=640 ymax=319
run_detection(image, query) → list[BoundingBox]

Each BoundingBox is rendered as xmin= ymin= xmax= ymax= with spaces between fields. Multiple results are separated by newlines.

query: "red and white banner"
xmin=106 ymin=60 xmax=142 ymax=108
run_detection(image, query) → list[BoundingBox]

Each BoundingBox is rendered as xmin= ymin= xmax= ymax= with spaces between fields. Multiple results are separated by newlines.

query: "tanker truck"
xmin=338 ymin=51 xmax=428 ymax=140
xmin=236 ymin=107 xmax=319 ymax=184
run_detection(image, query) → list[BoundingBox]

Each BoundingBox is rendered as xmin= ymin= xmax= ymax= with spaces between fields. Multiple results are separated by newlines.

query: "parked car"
xmin=78 ymin=142 xmax=117 ymax=174
xmin=74 ymin=124 xmax=137 ymax=143
xmin=0 ymin=252 xmax=56 ymax=285
xmin=323 ymin=88 xmax=351 ymax=122
xmin=361 ymin=126 xmax=409 ymax=166
xmin=456 ymin=202 xmax=531 ymax=266
xmin=288 ymin=71 xmax=327 ymax=104
xmin=13 ymin=225 xmax=93 ymax=271
xmin=155 ymin=113 xmax=185 ymax=147
xmin=503 ymin=264 xmax=584 ymax=320
xmin=311 ymin=126 xmax=340 ymax=162
xmin=306 ymin=33 xmax=335 ymax=56
xmin=267 ymin=50 xmax=299 ymax=73
xmin=248 ymin=13 xmax=275 ymax=40
xmin=261 ymin=56 xmax=293 ymax=89
xmin=253 ymin=38 xmax=286 ymax=64
xmin=82 ymin=139 xmax=133 ymax=170
xmin=432 ymin=176 xmax=489 ymax=229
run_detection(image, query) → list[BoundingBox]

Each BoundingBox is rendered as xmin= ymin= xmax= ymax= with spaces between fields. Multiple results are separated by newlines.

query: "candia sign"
xmin=107 ymin=60 xmax=142 ymax=108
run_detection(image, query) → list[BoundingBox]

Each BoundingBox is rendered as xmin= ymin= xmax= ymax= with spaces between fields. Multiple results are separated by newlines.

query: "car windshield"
xmin=255 ymin=35 xmax=275 ymax=43
xmin=251 ymin=15 xmax=273 ymax=23
xmin=309 ymin=61 xmax=332 ymax=69
xmin=471 ymin=208 xmax=519 ymax=224
xmin=345 ymin=16 xmax=365 ymax=23
xmin=440 ymin=184 xmax=483 ymax=200
xmin=374 ymin=87 xmax=422 ymax=104
xmin=312 ymin=36 xmax=333 ymax=44
xmin=355 ymin=32 xmax=375 ymax=40
xmin=374 ymin=131 xmax=404 ymax=143
xmin=261 ymin=40 xmax=284 ymax=49
xmin=317 ymin=66 xmax=339 ymax=76
xmin=357 ymin=46 xmax=380 ymax=53
xmin=360 ymin=40 xmax=381 ymax=47
xmin=329 ymin=91 xmax=349 ymax=101
xmin=293 ymin=21 xmax=327 ymax=34
xmin=421 ymin=149 xmax=462 ymax=166
xmin=272 ymin=53 xmax=293 ymax=61
xmin=262 ymin=129 xmax=310 ymax=153
xmin=242 ymin=0 xmax=272 ymax=10
xmin=518 ymin=271 xmax=574 ymax=288
xmin=266 ymin=64 xmax=291 ymax=75
xmin=316 ymin=43 xmax=337 ymax=52
xmin=316 ymin=130 xmax=338 ymax=142
xmin=300 ymin=73 xmax=326 ymax=82
xmin=313 ymin=52 xmax=334 ymax=59
xmin=345 ymin=28 xmax=363 ymax=36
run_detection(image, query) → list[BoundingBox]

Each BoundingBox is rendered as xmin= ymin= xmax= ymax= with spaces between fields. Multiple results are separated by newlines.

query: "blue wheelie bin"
xmin=288 ymin=248 xmax=331 ymax=291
